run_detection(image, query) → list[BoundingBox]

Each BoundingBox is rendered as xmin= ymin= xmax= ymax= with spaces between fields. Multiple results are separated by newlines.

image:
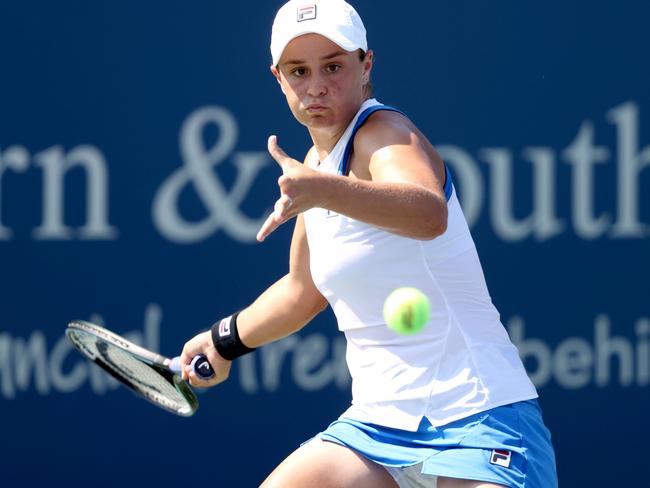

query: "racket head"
xmin=66 ymin=320 xmax=199 ymax=417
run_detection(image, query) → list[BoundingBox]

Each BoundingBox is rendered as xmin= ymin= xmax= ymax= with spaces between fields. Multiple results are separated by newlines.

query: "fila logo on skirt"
xmin=490 ymin=449 xmax=512 ymax=468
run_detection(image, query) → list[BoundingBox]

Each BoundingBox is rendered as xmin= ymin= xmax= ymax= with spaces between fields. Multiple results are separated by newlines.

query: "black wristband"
xmin=211 ymin=311 xmax=256 ymax=361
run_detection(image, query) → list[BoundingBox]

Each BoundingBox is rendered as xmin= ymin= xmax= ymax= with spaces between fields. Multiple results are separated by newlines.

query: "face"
xmin=271 ymin=34 xmax=373 ymax=133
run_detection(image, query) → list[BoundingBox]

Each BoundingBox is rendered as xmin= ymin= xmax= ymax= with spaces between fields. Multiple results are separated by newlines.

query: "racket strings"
xmin=70 ymin=330 xmax=193 ymax=415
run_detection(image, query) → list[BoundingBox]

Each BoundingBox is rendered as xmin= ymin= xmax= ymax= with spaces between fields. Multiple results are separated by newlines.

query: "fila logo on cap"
xmin=297 ymin=4 xmax=317 ymax=22
xmin=489 ymin=449 xmax=512 ymax=468
xmin=218 ymin=317 xmax=231 ymax=337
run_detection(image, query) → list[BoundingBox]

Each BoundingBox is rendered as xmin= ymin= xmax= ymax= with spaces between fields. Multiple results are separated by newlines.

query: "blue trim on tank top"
xmin=337 ymin=104 xmax=454 ymax=201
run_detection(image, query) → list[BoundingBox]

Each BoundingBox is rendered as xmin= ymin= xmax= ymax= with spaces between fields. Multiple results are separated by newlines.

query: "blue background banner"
xmin=1 ymin=1 xmax=648 ymax=486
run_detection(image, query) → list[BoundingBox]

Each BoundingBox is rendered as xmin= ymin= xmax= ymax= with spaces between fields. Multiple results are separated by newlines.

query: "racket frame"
xmin=66 ymin=320 xmax=199 ymax=416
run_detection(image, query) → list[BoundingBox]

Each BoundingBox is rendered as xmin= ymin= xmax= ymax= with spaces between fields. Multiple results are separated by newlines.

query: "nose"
xmin=307 ymin=72 xmax=327 ymax=97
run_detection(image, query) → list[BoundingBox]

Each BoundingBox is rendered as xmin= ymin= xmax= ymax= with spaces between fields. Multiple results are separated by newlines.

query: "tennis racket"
xmin=66 ymin=320 xmax=214 ymax=417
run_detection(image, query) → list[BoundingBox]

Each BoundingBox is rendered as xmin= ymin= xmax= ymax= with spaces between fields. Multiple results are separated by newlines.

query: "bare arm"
xmin=257 ymin=111 xmax=448 ymax=241
xmin=180 ymin=214 xmax=327 ymax=386
xmin=237 ymin=214 xmax=328 ymax=347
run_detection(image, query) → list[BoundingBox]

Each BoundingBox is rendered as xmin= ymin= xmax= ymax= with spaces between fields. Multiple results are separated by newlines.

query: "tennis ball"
xmin=383 ymin=287 xmax=430 ymax=335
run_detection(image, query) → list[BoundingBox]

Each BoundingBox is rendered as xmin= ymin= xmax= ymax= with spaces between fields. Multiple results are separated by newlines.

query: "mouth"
xmin=305 ymin=104 xmax=327 ymax=112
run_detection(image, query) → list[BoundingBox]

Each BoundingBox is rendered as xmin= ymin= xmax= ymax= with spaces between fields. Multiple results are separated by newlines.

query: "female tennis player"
xmin=180 ymin=1 xmax=558 ymax=486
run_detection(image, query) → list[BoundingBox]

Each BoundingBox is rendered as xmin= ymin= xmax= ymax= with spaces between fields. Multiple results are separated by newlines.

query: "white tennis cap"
xmin=271 ymin=0 xmax=368 ymax=66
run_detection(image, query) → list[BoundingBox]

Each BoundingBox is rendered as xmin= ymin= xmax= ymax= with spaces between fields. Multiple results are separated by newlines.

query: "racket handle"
xmin=169 ymin=355 xmax=215 ymax=380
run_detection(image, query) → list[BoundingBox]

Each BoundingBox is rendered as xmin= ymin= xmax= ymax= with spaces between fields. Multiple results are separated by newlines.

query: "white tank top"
xmin=303 ymin=99 xmax=537 ymax=431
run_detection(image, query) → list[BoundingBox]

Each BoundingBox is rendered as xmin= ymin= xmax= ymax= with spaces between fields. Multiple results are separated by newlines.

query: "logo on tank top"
xmin=490 ymin=449 xmax=512 ymax=468
xmin=297 ymin=5 xmax=317 ymax=22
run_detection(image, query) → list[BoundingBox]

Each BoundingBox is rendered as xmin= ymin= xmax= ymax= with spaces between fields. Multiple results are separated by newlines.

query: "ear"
xmin=270 ymin=65 xmax=287 ymax=94
xmin=362 ymin=49 xmax=374 ymax=82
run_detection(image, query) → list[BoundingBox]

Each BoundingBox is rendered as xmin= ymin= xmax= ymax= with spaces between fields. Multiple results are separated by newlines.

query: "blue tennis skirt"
xmin=313 ymin=400 xmax=557 ymax=488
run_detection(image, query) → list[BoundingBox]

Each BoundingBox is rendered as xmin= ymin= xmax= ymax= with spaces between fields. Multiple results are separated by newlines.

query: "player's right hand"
xmin=180 ymin=331 xmax=232 ymax=388
xmin=257 ymin=135 xmax=323 ymax=242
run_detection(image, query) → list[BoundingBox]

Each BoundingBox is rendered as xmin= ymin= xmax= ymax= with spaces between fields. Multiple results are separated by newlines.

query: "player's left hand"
xmin=257 ymin=135 xmax=323 ymax=241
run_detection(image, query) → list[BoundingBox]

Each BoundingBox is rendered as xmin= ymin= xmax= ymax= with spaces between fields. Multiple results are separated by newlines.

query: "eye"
xmin=291 ymin=67 xmax=308 ymax=77
xmin=326 ymin=64 xmax=341 ymax=73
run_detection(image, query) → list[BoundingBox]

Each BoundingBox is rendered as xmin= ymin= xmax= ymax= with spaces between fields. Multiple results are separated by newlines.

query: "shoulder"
xmin=353 ymin=109 xmax=420 ymax=158
xmin=348 ymin=106 xmax=446 ymax=189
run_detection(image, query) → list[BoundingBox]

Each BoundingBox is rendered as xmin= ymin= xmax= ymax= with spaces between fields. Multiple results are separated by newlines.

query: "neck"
xmin=308 ymin=125 xmax=348 ymax=160
xmin=307 ymin=97 xmax=372 ymax=160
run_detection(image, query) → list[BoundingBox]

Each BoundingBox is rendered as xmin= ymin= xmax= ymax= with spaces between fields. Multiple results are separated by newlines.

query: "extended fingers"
xmin=268 ymin=135 xmax=299 ymax=172
xmin=258 ymin=135 xmax=302 ymax=243
xmin=257 ymin=195 xmax=293 ymax=242
xmin=256 ymin=213 xmax=278 ymax=242
xmin=267 ymin=135 xmax=285 ymax=163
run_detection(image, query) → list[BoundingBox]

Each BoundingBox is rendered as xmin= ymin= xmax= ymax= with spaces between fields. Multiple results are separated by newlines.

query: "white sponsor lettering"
xmin=438 ymin=100 xmax=649 ymax=241
xmin=0 ymin=304 xmax=161 ymax=399
xmin=0 ymin=101 xmax=647 ymax=243
xmin=0 ymin=145 xmax=29 ymax=239
xmin=152 ymin=106 xmax=271 ymax=243
xmin=0 ymin=144 xmax=117 ymax=240
xmin=1 ymin=305 xmax=648 ymax=398
xmin=237 ymin=332 xmax=350 ymax=393
xmin=508 ymin=315 xmax=650 ymax=388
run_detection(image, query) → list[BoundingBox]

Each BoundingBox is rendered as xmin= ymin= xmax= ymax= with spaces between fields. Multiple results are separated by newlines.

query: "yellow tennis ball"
xmin=383 ymin=287 xmax=430 ymax=335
